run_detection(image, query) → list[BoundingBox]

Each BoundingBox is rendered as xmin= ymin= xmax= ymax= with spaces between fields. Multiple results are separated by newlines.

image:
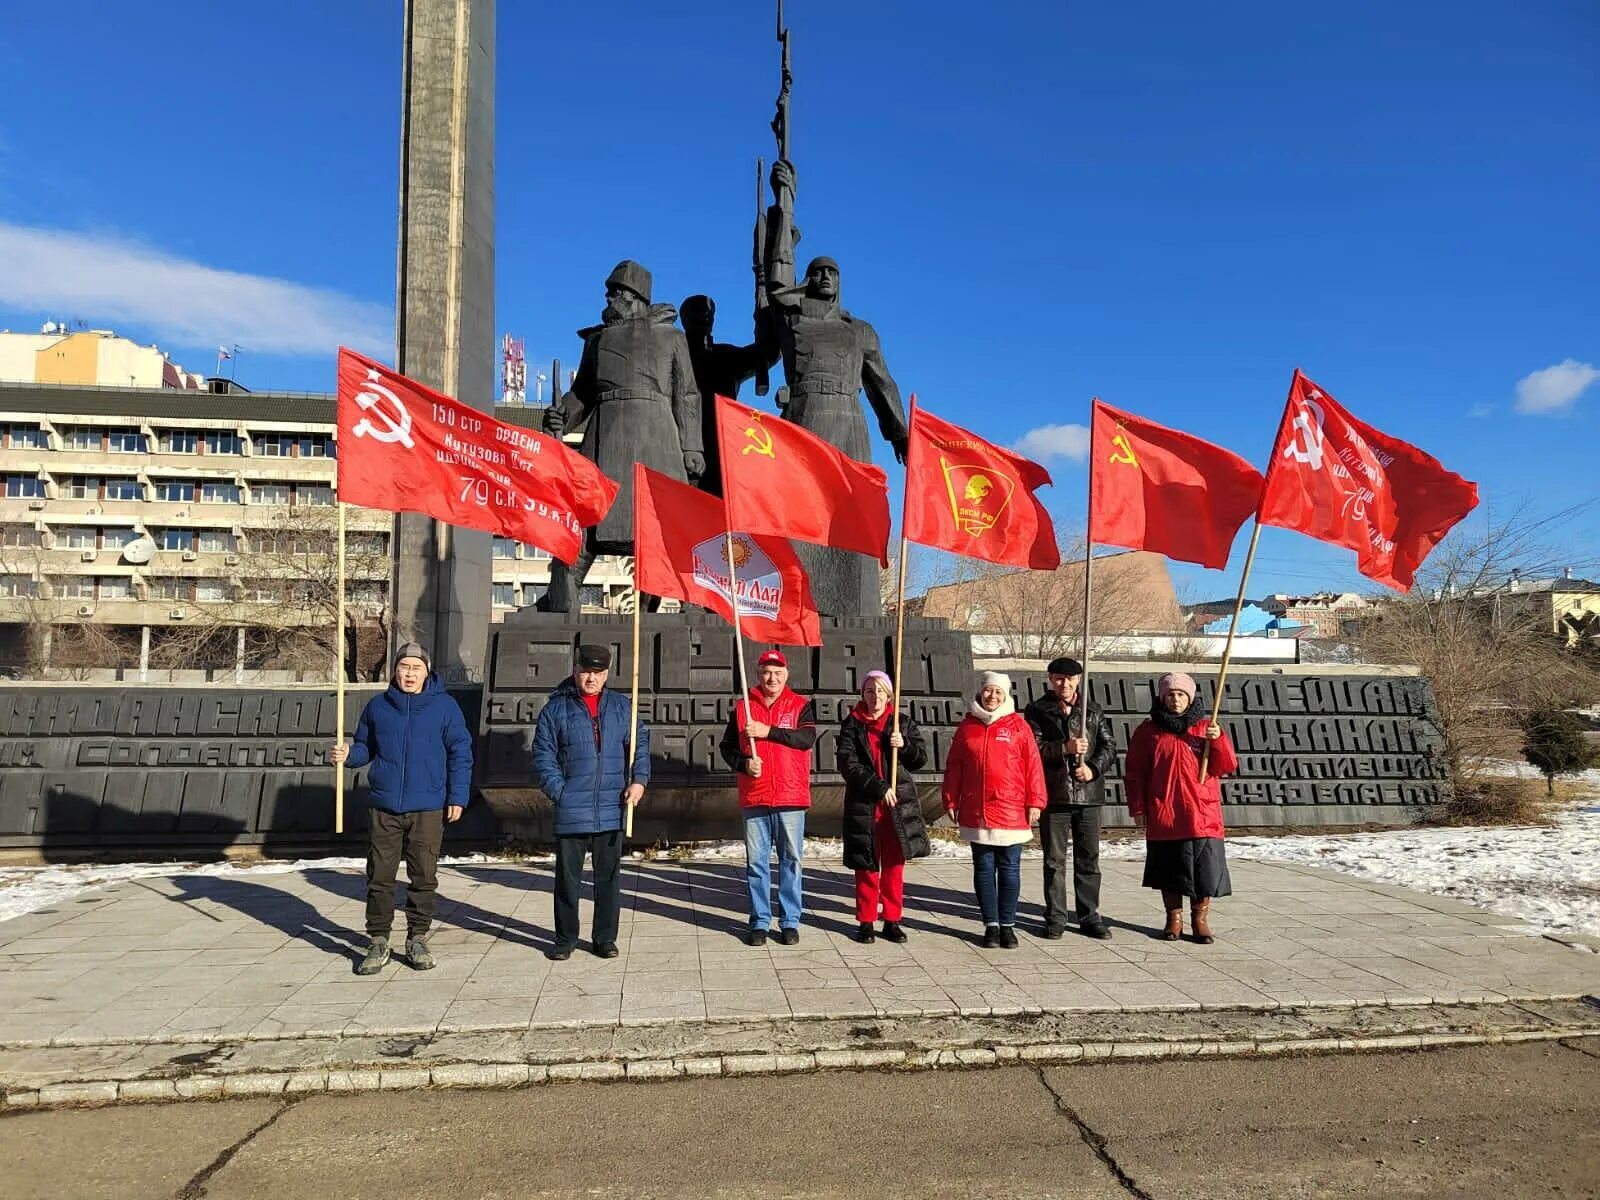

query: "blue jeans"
xmin=971 ymin=842 xmax=1023 ymax=928
xmin=744 ymin=807 xmax=806 ymax=931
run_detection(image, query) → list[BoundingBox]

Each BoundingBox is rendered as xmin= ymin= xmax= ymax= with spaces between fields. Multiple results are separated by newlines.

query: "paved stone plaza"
xmin=2 ymin=856 xmax=1596 ymax=1050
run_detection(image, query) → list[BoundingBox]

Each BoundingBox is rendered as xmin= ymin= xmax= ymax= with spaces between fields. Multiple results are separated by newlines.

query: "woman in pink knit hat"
xmin=1123 ymin=671 xmax=1238 ymax=943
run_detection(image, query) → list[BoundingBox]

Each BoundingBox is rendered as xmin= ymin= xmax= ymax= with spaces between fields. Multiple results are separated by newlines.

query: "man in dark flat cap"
xmin=530 ymin=644 xmax=650 ymax=960
xmin=1023 ymin=657 xmax=1117 ymax=940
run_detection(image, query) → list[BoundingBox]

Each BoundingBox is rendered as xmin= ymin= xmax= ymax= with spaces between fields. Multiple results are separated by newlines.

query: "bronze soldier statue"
xmin=679 ymin=294 xmax=776 ymax=497
xmin=760 ymin=158 xmax=908 ymax=617
xmin=537 ymin=260 xmax=703 ymax=613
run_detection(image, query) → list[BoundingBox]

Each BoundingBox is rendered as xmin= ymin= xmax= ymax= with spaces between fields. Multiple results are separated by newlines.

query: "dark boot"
xmin=1190 ymin=897 xmax=1215 ymax=945
xmin=981 ymin=925 xmax=1002 ymax=948
xmin=355 ymin=936 xmax=391 ymax=975
xmin=998 ymin=926 xmax=1019 ymax=950
xmin=856 ymin=922 xmax=877 ymax=944
xmin=880 ymin=921 xmax=907 ymax=944
xmin=1161 ymin=892 xmax=1183 ymax=941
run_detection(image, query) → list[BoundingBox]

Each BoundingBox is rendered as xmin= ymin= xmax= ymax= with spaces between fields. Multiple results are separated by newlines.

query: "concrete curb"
xmin=4 ymin=998 xmax=1597 ymax=1111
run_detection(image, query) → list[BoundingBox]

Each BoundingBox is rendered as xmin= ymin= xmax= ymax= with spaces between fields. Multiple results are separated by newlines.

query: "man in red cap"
xmin=719 ymin=649 xmax=817 ymax=946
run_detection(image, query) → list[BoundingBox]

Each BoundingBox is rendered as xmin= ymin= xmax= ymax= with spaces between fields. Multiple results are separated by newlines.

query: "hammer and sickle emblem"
xmin=742 ymin=419 xmax=775 ymax=458
xmin=1283 ymin=393 xmax=1325 ymax=471
xmin=1108 ymin=431 xmax=1139 ymax=466
xmin=352 ymin=370 xmax=415 ymax=449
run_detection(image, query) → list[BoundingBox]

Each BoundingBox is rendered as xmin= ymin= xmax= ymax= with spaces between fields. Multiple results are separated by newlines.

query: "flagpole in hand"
xmin=1200 ymin=521 xmax=1261 ymax=784
xmin=626 ymin=580 xmax=642 ymax=840
xmin=334 ymin=495 xmax=347 ymax=835
xmin=888 ymin=395 xmax=917 ymax=787
xmin=726 ymin=529 xmax=761 ymax=770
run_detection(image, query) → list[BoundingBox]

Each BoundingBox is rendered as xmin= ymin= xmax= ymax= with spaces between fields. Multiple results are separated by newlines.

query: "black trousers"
xmin=1040 ymin=805 xmax=1102 ymax=927
xmin=554 ymin=830 xmax=624 ymax=948
xmin=366 ymin=808 xmax=444 ymax=938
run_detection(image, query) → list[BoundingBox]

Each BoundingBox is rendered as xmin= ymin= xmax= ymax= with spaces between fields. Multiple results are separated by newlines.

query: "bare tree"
xmin=1354 ymin=501 xmax=1600 ymax=802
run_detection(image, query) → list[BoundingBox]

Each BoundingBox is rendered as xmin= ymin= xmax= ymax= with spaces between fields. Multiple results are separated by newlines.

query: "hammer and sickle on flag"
xmin=742 ymin=417 xmax=775 ymax=458
xmin=352 ymin=370 xmax=415 ymax=449
xmin=1109 ymin=430 xmax=1139 ymax=466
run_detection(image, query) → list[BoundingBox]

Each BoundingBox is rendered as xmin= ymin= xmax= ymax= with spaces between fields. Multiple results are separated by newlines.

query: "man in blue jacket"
xmin=330 ymin=642 xmax=473 ymax=975
xmin=532 ymin=644 xmax=649 ymax=960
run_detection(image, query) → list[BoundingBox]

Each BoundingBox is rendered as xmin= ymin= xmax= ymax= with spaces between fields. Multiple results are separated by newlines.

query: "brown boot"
xmin=1190 ymin=897 xmax=1214 ymax=944
xmin=1161 ymin=892 xmax=1183 ymax=941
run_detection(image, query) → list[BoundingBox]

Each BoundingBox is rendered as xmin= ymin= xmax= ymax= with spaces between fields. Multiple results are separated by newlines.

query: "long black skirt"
xmin=1142 ymin=837 xmax=1232 ymax=899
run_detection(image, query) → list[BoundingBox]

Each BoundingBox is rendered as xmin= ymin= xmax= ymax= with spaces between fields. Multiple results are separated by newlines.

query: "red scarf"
xmin=850 ymin=701 xmax=892 ymax=779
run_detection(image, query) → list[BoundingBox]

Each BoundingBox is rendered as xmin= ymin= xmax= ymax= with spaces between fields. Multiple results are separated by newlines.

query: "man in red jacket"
xmin=719 ymin=649 xmax=818 ymax=946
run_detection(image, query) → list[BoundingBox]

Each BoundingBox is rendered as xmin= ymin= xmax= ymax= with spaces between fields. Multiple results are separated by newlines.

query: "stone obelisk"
xmin=391 ymin=0 xmax=496 ymax=681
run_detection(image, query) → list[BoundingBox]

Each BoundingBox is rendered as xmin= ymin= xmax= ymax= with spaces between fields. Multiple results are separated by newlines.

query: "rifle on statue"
xmin=753 ymin=156 xmax=770 ymax=397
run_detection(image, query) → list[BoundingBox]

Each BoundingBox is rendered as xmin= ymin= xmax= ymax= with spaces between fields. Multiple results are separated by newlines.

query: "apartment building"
xmin=0 ymin=381 xmax=634 ymax=679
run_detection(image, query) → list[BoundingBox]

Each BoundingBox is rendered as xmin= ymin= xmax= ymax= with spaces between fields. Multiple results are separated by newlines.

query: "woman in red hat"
xmin=1124 ymin=671 xmax=1237 ymax=943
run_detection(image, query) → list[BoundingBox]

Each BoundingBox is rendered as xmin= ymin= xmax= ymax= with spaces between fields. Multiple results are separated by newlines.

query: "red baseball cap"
xmin=757 ymin=649 xmax=787 ymax=668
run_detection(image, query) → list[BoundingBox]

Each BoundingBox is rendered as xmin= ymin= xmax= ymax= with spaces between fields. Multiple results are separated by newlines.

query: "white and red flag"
xmin=335 ymin=347 xmax=617 ymax=563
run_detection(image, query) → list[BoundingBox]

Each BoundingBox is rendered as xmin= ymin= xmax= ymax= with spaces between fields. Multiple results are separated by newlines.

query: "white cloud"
xmin=1514 ymin=359 xmax=1599 ymax=415
xmin=0 ymin=221 xmax=392 ymax=358
xmin=1014 ymin=422 xmax=1090 ymax=463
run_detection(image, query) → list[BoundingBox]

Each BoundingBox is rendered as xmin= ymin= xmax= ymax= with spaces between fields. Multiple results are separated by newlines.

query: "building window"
xmin=242 ymin=580 xmax=278 ymax=603
xmin=493 ymin=537 xmax=517 ymax=559
xmin=255 ymin=434 xmax=288 ymax=457
xmin=51 ymin=575 xmax=95 ymax=600
xmin=97 ymin=576 xmax=132 ymax=600
xmin=0 ymin=575 xmax=39 ymax=598
xmin=201 ymin=431 xmax=240 ymax=455
xmin=521 ymin=543 xmax=552 ymax=561
xmin=151 ymin=577 xmax=190 ymax=601
xmin=62 ymin=427 xmax=103 ymax=451
xmin=101 ymin=527 xmax=138 ymax=550
xmin=195 ymin=580 xmax=231 ymax=603
xmin=199 ymin=481 xmax=240 ymax=504
xmin=104 ymin=478 xmax=141 ymax=500
xmin=159 ymin=430 xmax=198 ymax=454
xmin=578 ymin=585 xmax=605 ymax=610
xmin=492 ymin=582 xmax=516 ymax=607
xmin=295 ymin=484 xmax=333 ymax=507
xmin=3 ymin=423 xmax=45 ymax=449
xmin=65 ymin=476 xmax=102 ymax=500
xmin=107 ymin=429 xmax=147 ymax=453
xmin=4 ymin=475 xmax=44 ymax=498
xmin=348 ymin=533 xmax=386 ymax=555
xmin=297 ymin=435 xmax=333 ymax=458
xmin=1 ymin=525 xmax=40 ymax=548
xmin=249 ymin=482 xmax=291 ymax=505
xmin=155 ymin=480 xmax=195 ymax=503
xmin=197 ymin=530 xmax=236 ymax=553
xmin=57 ymin=527 xmax=97 ymax=550
xmin=158 ymin=528 xmax=194 ymax=552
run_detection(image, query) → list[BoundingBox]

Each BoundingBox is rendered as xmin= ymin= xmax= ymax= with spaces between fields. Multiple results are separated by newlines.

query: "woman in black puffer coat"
xmin=836 ymin=671 xmax=930 ymax=944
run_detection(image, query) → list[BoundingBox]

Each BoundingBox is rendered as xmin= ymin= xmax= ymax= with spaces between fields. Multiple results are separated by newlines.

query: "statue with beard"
xmin=760 ymin=158 xmax=908 ymax=617
xmin=536 ymin=260 xmax=703 ymax=614
xmin=679 ymin=294 xmax=777 ymax=497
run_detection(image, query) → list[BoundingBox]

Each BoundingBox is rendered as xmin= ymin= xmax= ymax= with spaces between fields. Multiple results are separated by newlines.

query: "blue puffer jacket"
xmin=531 ymin=679 xmax=650 ymax=835
xmin=345 ymin=675 xmax=474 ymax=814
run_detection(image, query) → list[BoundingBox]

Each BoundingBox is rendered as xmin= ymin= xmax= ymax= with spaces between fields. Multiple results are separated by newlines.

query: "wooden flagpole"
xmin=1078 ymin=398 xmax=1099 ymax=756
xmin=726 ymin=529 xmax=761 ymax=770
xmin=1198 ymin=521 xmax=1261 ymax=783
xmin=334 ymin=496 xmax=347 ymax=835
xmin=626 ymin=584 xmax=641 ymax=839
xmin=888 ymin=394 xmax=917 ymax=787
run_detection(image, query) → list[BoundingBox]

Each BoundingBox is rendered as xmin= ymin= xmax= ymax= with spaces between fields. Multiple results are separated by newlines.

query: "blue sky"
xmin=1 ymin=1 xmax=1596 ymax=600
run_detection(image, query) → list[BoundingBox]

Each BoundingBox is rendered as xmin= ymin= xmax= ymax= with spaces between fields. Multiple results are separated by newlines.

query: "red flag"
xmin=1259 ymin=370 xmax=1478 ymax=591
xmin=903 ymin=403 xmax=1060 ymax=569
xmin=1089 ymin=400 xmax=1264 ymax=569
xmin=715 ymin=395 xmax=891 ymax=565
xmin=633 ymin=465 xmax=822 ymax=646
xmin=335 ymin=347 xmax=618 ymax=564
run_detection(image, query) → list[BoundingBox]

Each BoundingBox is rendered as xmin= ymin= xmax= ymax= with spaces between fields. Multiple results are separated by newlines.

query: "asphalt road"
xmin=2 ymin=1042 xmax=1597 ymax=1199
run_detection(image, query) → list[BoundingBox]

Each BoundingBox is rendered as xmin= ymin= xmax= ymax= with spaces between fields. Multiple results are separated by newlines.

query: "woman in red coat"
xmin=1124 ymin=671 xmax=1237 ymax=944
xmin=942 ymin=671 xmax=1047 ymax=948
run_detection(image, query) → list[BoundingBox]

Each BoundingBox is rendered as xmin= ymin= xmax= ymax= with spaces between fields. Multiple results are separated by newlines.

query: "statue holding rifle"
xmin=756 ymin=1 xmax=910 ymax=617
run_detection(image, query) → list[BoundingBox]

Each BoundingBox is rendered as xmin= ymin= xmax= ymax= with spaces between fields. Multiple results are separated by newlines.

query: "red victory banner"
xmin=1258 ymin=370 xmax=1478 ymax=591
xmin=633 ymin=465 xmax=822 ymax=646
xmin=1089 ymin=400 xmax=1264 ymax=570
xmin=335 ymin=347 xmax=618 ymax=563
xmin=715 ymin=394 xmax=891 ymax=564
xmin=904 ymin=404 xmax=1060 ymax=570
